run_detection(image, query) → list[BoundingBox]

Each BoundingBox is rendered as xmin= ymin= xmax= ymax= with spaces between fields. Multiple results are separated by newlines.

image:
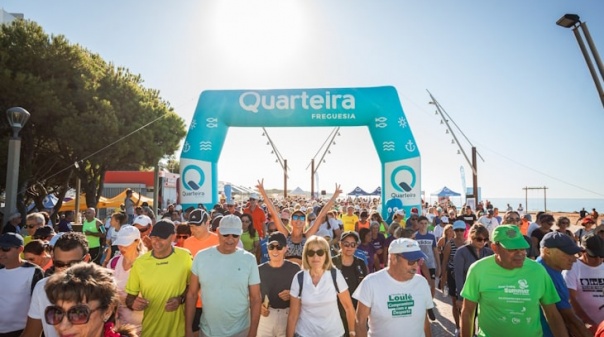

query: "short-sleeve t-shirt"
xmin=353 ymin=270 xmax=433 ymax=337
xmin=562 ymin=260 xmax=604 ymax=324
xmin=258 ymin=260 xmax=300 ymax=309
xmin=461 ymin=256 xmax=560 ymax=337
xmin=536 ymin=257 xmax=571 ymax=337
xmin=414 ymin=232 xmax=437 ymax=269
xmin=192 ymin=247 xmax=260 ymax=336
xmin=341 ymin=213 xmax=359 ymax=232
xmin=290 ymin=269 xmax=349 ymax=337
xmin=125 ymin=247 xmax=192 ymax=337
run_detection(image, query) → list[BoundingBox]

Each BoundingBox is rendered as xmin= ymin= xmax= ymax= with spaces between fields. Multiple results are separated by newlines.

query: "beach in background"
xmin=440 ymin=198 xmax=604 ymax=213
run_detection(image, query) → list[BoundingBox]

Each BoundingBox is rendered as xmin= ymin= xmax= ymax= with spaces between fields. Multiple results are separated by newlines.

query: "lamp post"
xmin=4 ymin=107 xmax=30 ymax=217
xmin=556 ymin=14 xmax=604 ymax=108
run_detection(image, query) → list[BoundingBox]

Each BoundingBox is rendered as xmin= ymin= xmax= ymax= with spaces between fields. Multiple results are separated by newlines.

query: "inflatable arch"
xmin=179 ymin=86 xmax=421 ymax=221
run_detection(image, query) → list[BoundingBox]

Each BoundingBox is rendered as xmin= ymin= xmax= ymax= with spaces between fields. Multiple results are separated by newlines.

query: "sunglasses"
xmin=24 ymin=225 xmax=37 ymax=229
xmin=292 ymin=215 xmax=306 ymax=221
xmin=177 ymin=235 xmax=189 ymax=239
xmin=268 ymin=244 xmax=284 ymax=250
xmin=454 ymin=229 xmax=465 ymax=232
xmin=45 ymin=304 xmax=101 ymax=325
xmin=1 ymin=247 xmax=13 ymax=252
xmin=397 ymin=255 xmax=421 ymax=265
xmin=221 ymin=234 xmax=240 ymax=238
xmin=474 ymin=237 xmax=488 ymax=242
xmin=52 ymin=257 xmax=85 ymax=269
xmin=341 ymin=242 xmax=357 ymax=248
xmin=306 ymin=249 xmax=325 ymax=257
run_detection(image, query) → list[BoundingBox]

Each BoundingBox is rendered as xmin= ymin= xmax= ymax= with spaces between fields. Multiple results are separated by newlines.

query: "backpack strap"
xmin=331 ymin=268 xmax=340 ymax=293
xmin=297 ymin=269 xmax=340 ymax=297
xmin=297 ymin=271 xmax=304 ymax=297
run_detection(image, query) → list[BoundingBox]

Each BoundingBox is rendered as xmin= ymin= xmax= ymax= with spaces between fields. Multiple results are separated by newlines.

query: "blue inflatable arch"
xmin=179 ymin=86 xmax=421 ymax=221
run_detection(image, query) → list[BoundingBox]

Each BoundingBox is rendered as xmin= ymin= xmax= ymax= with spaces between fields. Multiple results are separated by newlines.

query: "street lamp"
xmin=556 ymin=14 xmax=604 ymax=108
xmin=4 ymin=107 xmax=30 ymax=217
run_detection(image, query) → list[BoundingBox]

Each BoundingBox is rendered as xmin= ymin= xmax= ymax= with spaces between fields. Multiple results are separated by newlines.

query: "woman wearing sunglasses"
xmin=107 ymin=225 xmax=148 ymax=335
xmin=452 ymin=224 xmax=493 ymax=311
xmin=287 ymin=235 xmax=356 ymax=337
xmin=256 ymin=179 xmax=341 ymax=266
xmin=44 ymin=262 xmax=137 ymax=337
xmin=440 ymin=220 xmax=468 ymax=335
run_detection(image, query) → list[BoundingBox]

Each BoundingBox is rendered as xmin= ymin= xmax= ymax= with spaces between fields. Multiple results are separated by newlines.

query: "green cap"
xmin=492 ymin=225 xmax=530 ymax=250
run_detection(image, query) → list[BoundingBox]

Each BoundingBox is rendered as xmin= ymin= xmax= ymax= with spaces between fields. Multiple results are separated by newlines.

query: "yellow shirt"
xmin=126 ymin=247 xmax=192 ymax=337
xmin=341 ymin=213 xmax=359 ymax=232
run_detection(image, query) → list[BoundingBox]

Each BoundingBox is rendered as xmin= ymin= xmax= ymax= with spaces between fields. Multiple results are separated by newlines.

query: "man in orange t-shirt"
xmin=243 ymin=193 xmax=267 ymax=237
xmin=182 ymin=209 xmax=219 ymax=334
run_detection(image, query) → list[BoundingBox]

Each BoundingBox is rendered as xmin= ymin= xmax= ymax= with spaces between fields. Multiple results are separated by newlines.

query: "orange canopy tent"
xmin=59 ymin=195 xmax=109 ymax=211
xmin=100 ymin=190 xmax=154 ymax=209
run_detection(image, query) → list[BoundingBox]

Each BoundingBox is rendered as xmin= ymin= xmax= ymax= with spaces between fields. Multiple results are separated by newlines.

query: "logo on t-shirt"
xmin=579 ymin=278 xmax=604 ymax=293
xmin=388 ymin=293 xmax=414 ymax=317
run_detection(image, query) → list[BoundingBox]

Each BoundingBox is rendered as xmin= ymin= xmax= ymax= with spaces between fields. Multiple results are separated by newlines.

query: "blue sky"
xmin=2 ymin=0 xmax=603 ymax=200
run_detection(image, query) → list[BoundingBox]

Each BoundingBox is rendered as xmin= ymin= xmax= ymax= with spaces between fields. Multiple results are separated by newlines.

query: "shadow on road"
xmin=430 ymin=289 xmax=458 ymax=337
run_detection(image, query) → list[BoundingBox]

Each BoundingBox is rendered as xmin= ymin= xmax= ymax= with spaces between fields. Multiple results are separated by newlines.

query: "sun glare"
xmin=207 ymin=1 xmax=310 ymax=72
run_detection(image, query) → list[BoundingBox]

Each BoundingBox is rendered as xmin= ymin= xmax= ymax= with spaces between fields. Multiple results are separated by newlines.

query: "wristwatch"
xmin=180 ymin=295 xmax=186 ymax=304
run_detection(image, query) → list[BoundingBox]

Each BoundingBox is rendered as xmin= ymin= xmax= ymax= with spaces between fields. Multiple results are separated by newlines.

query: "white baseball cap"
xmin=133 ymin=215 xmax=152 ymax=228
xmin=389 ymin=238 xmax=427 ymax=261
xmin=219 ymin=215 xmax=243 ymax=236
xmin=113 ymin=225 xmax=141 ymax=246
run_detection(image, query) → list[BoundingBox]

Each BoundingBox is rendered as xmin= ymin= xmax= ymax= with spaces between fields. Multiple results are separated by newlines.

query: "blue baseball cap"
xmin=0 ymin=233 xmax=24 ymax=248
xmin=540 ymin=231 xmax=582 ymax=255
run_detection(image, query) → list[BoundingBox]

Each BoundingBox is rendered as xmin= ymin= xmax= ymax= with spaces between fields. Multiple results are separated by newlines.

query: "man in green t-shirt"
xmin=460 ymin=225 xmax=568 ymax=337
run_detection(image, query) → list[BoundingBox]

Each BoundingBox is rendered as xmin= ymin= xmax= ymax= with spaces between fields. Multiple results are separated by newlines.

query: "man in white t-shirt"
xmin=562 ymin=234 xmax=604 ymax=331
xmin=353 ymin=238 xmax=434 ymax=337
xmin=478 ymin=209 xmax=500 ymax=237
xmin=21 ymin=232 xmax=91 ymax=337
xmin=0 ymin=233 xmax=44 ymax=337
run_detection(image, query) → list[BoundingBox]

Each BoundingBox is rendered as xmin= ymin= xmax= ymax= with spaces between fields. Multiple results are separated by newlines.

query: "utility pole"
xmin=428 ymin=90 xmax=483 ymax=204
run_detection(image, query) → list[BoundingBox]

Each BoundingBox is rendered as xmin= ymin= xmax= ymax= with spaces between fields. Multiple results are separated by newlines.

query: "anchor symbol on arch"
xmin=405 ymin=140 xmax=416 ymax=152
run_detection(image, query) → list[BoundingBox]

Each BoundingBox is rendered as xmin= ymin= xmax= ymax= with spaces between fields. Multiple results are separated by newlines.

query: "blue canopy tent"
xmin=431 ymin=186 xmax=461 ymax=197
xmin=430 ymin=186 xmax=462 ymax=206
xmin=347 ymin=186 xmax=370 ymax=196
xmin=369 ymin=186 xmax=381 ymax=196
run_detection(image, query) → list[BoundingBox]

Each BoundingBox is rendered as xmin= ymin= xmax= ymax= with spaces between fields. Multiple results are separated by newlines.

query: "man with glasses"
xmin=21 ymin=232 xmax=90 ymax=337
xmin=183 ymin=209 xmax=219 ymax=334
xmin=460 ymin=225 xmax=567 ymax=337
xmin=126 ymin=220 xmax=192 ymax=337
xmin=563 ymin=234 xmax=604 ymax=332
xmin=354 ymin=238 xmax=434 ymax=337
xmin=257 ymin=232 xmax=300 ymax=337
xmin=537 ymin=232 xmax=591 ymax=337
xmin=0 ymin=233 xmax=43 ymax=337
xmin=333 ymin=231 xmax=368 ymax=337
xmin=225 ymin=199 xmax=242 ymax=217
xmin=186 ymin=214 xmax=261 ymax=337
xmin=23 ymin=213 xmax=45 ymax=247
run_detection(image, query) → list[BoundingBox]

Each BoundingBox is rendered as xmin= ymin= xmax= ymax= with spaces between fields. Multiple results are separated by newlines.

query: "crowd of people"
xmin=0 ymin=184 xmax=603 ymax=337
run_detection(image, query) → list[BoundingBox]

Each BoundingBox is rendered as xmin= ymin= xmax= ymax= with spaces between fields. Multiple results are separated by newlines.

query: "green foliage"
xmin=0 ymin=20 xmax=186 ymax=212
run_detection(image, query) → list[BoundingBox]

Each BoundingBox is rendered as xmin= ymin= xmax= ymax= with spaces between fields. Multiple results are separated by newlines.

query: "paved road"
xmin=430 ymin=287 xmax=458 ymax=337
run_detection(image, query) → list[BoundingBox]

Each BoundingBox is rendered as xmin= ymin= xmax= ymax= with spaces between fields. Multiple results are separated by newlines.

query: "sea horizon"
xmin=474 ymin=197 xmax=604 ymax=213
